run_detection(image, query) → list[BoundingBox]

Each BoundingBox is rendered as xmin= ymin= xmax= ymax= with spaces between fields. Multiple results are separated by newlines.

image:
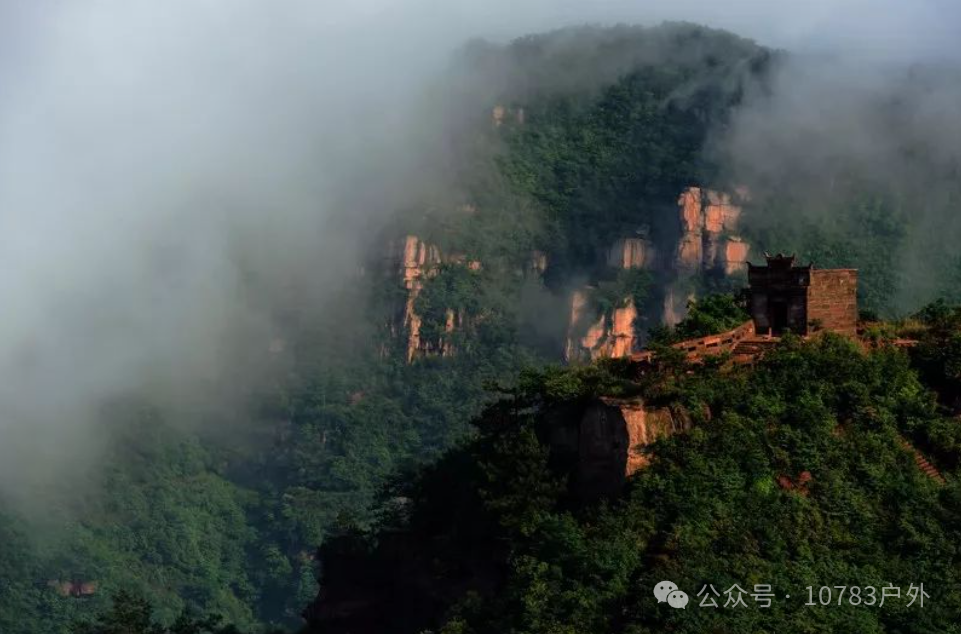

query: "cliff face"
xmin=674 ymin=186 xmax=750 ymax=275
xmin=565 ymin=288 xmax=599 ymax=361
xmin=607 ymin=238 xmax=656 ymax=269
xmin=391 ymin=186 xmax=750 ymax=365
xmin=564 ymin=185 xmax=751 ymax=360
xmin=676 ymin=187 xmax=704 ymax=271
xmin=565 ymin=290 xmax=639 ymax=362
xmin=660 ymin=185 xmax=751 ymax=325
xmin=387 ymin=236 xmax=441 ymax=362
xmin=609 ymin=301 xmax=638 ymax=358
xmin=721 ymin=237 xmax=750 ymax=276
xmin=547 ymin=397 xmax=692 ymax=499
xmin=529 ymin=250 xmax=548 ymax=275
xmin=387 ymin=236 xmax=473 ymax=362
xmin=661 ymin=285 xmax=688 ymax=328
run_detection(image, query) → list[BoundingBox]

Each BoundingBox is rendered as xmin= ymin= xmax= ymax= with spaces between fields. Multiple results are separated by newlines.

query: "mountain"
xmin=304 ymin=314 xmax=961 ymax=634
xmin=4 ymin=21 xmax=961 ymax=634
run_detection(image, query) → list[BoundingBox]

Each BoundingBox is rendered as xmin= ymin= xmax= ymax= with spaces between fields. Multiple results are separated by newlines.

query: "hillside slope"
xmin=306 ymin=330 xmax=961 ymax=634
xmin=5 ymin=21 xmax=961 ymax=633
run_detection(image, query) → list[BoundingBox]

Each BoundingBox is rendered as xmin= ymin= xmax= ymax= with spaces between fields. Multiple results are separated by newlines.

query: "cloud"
xmin=0 ymin=0 xmax=443 ymax=500
xmin=0 ymin=0 xmax=959 ymax=502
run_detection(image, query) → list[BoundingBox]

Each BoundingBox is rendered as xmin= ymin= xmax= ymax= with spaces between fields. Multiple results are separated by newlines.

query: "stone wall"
xmin=807 ymin=269 xmax=858 ymax=336
xmin=747 ymin=256 xmax=858 ymax=337
xmin=669 ymin=320 xmax=756 ymax=358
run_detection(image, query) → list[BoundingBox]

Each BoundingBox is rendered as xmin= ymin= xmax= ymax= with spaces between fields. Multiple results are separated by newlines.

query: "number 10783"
xmin=804 ymin=585 xmax=927 ymax=607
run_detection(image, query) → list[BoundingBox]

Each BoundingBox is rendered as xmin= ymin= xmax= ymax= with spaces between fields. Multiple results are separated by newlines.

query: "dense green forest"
xmin=306 ymin=306 xmax=961 ymax=634
xmin=3 ymin=21 xmax=961 ymax=634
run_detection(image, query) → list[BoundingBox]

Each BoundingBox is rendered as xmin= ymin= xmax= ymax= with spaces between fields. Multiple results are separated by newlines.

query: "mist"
xmin=1 ymin=0 xmax=959 ymax=505
xmin=713 ymin=49 xmax=961 ymax=311
xmin=0 ymin=0 xmax=450 ymax=504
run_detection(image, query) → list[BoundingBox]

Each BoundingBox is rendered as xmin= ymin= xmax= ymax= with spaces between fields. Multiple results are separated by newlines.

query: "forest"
xmin=307 ymin=302 xmax=961 ymax=634
xmin=2 ymin=21 xmax=961 ymax=634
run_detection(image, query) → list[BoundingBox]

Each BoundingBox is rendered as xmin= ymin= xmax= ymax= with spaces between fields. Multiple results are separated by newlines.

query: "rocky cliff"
xmin=546 ymin=397 xmax=692 ymax=499
xmin=388 ymin=236 xmax=440 ymax=362
xmin=675 ymin=186 xmax=750 ymax=274
xmin=385 ymin=235 xmax=482 ymax=362
xmin=565 ymin=290 xmax=639 ymax=362
xmin=492 ymin=104 xmax=526 ymax=127
xmin=564 ymin=185 xmax=751 ymax=361
xmin=607 ymin=237 xmax=657 ymax=269
xmin=662 ymin=186 xmax=751 ymax=326
xmin=387 ymin=189 xmax=750 ymax=365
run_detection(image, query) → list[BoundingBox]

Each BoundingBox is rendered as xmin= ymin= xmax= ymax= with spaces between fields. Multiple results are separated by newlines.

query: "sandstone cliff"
xmin=393 ymin=186 xmax=749 ymax=365
xmin=388 ymin=236 xmax=439 ymax=362
xmin=674 ymin=186 xmax=750 ymax=275
xmin=565 ymin=288 xmax=639 ymax=362
xmin=564 ymin=185 xmax=750 ymax=360
xmin=546 ymin=397 xmax=692 ymax=499
xmin=387 ymin=235 xmax=472 ymax=362
xmin=607 ymin=237 xmax=656 ymax=270
xmin=661 ymin=185 xmax=751 ymax=325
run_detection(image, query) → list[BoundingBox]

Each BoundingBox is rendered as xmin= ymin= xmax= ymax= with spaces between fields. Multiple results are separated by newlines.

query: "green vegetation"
xmin=650 ymin=292 xmax=749 ymax=343
xmin=493 ymin=25 xmax=767 ymax=282
xmin=0 ymin=411 xmax=263 ymax=632
xmin=593 ymin=269 xmax=654 ymax=316
xmin=314 ymin=332 xmax=961 ymax=634
xmin=6 ymin=21 xmax=961 ymax=634
xmin=69 ymin=591 xmax=280 ymax=634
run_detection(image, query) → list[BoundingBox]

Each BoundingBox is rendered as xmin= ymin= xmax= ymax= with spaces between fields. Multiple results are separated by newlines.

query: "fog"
xmin=712 ymin=36 xmax=961 ymax=311
xmin=0 ymin=0 xmax=958 ymax=503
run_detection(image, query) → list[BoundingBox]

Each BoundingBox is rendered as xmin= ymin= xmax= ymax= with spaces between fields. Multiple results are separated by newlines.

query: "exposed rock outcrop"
xmin=721 ymin=236 xmax=750 ymax=275
xmin=386 ymin=235 xmax=472 ymax=362
xmin=661 ymin=285 xmax=692 ymax=328
xmin=492 ymin=104 xmax=525 ymax=127
xmin=48 ymin=580 xmax=97 ymax=598
xmin=438 ymin=308 xmax=463 ymax=358
xmin=607 ymin=238 xmax=657 ymax=270
xmin=564 ymin=288 xmax=596 ymax=362
xmin=676 ymin=187 xmax=705 ymax=271
xmin=674 ymin=186 xmax=750 ymax=275
xmin=529 ymin=250 xmax=548 ymax=276
xmin=776 ymin=470 xmax=813 ymax=496
xmin=609 ymin=301 xmax=638 ymax=358
xmin=388 ymin=236 xmax=441 ymax=362
xmin=564 ymin=289 xmax=638 ymax=362
xmin=654 ymin=185 xmax=752 ymax=326
xmin=546 ymin=397 xmax=692 ymax=499
xmin=448 ymin=252 xmax=482 ymax=271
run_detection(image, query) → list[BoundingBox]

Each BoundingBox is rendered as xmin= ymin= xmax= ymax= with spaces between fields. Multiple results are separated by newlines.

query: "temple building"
xmin=747 ymin=254 xmax=858 ymax=337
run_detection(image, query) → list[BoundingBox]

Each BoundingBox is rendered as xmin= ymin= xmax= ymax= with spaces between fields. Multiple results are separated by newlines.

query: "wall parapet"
xmin=631 ymin=319 xmax=756 ymax=363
